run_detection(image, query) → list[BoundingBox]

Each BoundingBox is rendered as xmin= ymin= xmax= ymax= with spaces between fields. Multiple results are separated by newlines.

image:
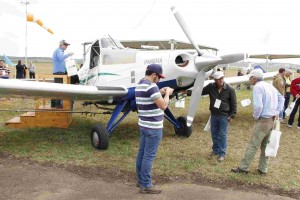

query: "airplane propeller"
xmin=171 ymin=5 xmax=222 ymax=127
xmin=171 ymin=6 xmax=202 ymax=56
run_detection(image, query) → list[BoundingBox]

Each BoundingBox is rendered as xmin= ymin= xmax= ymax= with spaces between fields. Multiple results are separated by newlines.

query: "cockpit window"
xmin=101 ymin=37 xmax=115 ymax=49
xmin=90 ymin=40 xmax=100 ymax=69
xmin=100 ymin=35 xmax=125 ymax=49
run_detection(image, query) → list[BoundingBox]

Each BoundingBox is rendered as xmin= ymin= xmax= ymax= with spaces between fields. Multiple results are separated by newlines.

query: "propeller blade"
xmin=219 ymin=53 xmax=247 ymax=65
xmin=171 ymin=6 xmax=202 ymax=56
xmin=194 ymin=55 xmax=222 ymax=72
xmin=186 ymin=70 xmax=206 ymax=127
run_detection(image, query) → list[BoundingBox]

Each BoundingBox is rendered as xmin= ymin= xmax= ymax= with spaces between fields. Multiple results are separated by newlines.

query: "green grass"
xmin=1 ymin=63 xmax=299 ymax=196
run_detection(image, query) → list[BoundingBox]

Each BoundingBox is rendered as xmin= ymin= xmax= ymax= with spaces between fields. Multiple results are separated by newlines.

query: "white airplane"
xmin=248 ymin=54 xmax=300 ymax=72
xmin=0 ymin=6 xmax=274 ymax=150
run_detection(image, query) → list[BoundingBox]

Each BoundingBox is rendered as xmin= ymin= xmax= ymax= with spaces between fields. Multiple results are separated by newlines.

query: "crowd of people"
xmin=135 ymin=64 xmax=300 ymax=194
xmin=0 ymin=59 xmax=35 ymax=80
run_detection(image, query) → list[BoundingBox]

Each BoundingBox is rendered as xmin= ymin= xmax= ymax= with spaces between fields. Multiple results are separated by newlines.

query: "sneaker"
xmin=297 ymin=126 xmax=300 ymax=129
xmin=257 ymin=169 xmax=267 ymax=175
xmin=231 ymin=167 xmax=249 ymax=174
xmin=217 ymin=156 xmax=225 ymax=162
xmin=140 ymin=187 xmax=161 ymax=194
xmin=287 ymin=124 xmax=292 ymax=128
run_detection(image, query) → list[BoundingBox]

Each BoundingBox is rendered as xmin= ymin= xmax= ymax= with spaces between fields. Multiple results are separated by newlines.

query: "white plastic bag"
xmin=65 ymin=58 xmax=78 ymax=77
xmin=285 ymin=98 xmax=298 ymax=117
xmin=175 ymin=98 xmax=185 ymax=108
xmin=204 ymin=116 xmax=211 ymax=132
xmin=265 ymin=120 xmax=282 ymax=157
xmin=241 ymin=99 xmax=252 ymax=107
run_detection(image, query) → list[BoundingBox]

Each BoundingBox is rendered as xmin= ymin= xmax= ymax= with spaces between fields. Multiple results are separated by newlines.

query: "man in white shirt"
xmin=231 ymin=69 xmax=284 ymax=175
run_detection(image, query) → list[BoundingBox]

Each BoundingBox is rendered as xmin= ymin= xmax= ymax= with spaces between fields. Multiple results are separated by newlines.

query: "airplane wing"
xmin=223 ymin=71 xmax=276 ymax=85
xmin=0 ymin=79 xmax=128 ymax=100
xmin=249 ymin=54 xmax=300 ymax=60
xmin=203 ymin=71 xmax=277 ymax=87
xmin=120 ymin=39 xmax=218 ymax=51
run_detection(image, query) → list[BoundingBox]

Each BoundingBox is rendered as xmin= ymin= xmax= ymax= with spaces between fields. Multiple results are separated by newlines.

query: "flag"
xmin=3 ymin=54 xmax=14 ymax=66
xmin=27 ymin=13 xmax=54 ymax=34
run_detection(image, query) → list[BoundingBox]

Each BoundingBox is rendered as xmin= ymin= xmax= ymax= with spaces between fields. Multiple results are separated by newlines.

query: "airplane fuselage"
xmin=78 ymin=40 xmax=213 ymax=104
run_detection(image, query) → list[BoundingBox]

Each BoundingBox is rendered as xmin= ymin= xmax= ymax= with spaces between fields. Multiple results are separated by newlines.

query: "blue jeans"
xmin=210 ymin=115 xmax=229 ymax=157
xmin=136 ymin=127 xmax=162 ymax=188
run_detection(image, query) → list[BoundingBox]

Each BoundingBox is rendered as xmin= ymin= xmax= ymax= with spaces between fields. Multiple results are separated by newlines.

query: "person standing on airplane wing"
xmin=135 ymin=64 xmax=173 ymax=194
xmin=202 ymin=71 xmax=237 ymax=162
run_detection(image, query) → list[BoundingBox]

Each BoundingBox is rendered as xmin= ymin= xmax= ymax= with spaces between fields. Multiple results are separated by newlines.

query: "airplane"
xmin=0 ymin=6 xmax=272 ymax=150
xmin=248 ymin=54 xmax=300 ymax=72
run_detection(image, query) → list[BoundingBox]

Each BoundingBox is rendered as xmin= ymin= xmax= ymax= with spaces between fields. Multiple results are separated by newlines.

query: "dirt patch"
xmin=1 ymin=152 xmax=298 ymax=200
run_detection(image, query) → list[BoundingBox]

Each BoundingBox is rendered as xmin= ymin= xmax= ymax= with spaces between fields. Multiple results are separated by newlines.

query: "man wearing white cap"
xmin=231 ymin=69 xmax=284 ymax=175
xmin=202 ymin=71 xmax=237 ymax=162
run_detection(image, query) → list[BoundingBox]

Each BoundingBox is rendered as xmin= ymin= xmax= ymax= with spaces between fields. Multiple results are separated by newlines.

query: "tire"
xmin=174 ymin=116 xmax=193 ymax=138
xmin=90 ymin=124 xmax=109 ymax=150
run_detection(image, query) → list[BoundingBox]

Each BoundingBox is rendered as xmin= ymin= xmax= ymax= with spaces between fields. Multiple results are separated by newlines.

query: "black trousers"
xmin=288 ymin=98 xmax=300 ymax=126
xmin=51 ymin=72 xmax=67 ymax=108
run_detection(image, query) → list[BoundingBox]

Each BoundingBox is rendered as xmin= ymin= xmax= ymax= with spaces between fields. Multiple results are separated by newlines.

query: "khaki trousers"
xmin=239 ymin=118 xmax=274 ymax=173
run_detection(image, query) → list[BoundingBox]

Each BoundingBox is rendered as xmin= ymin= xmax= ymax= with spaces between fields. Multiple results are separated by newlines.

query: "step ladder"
xmin=5 ymin=74 xmax=73 ymax=128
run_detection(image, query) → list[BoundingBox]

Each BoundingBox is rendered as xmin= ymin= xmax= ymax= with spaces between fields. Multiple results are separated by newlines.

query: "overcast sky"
xmin=1 ymin=0 xmax=300 ymax=60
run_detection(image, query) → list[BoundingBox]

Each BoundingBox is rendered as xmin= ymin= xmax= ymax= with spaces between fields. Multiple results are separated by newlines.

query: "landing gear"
xmin=174 ymin=116 xmax=192 ymax=138
xmin=91 ymin=124 xmax=109 ymax=150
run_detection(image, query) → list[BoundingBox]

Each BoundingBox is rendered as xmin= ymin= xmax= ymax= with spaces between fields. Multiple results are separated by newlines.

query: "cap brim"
xmin=214 ymin=76 xmax=224 ymax=79
xmin=159 ymin=74 xmax=165 ymax=79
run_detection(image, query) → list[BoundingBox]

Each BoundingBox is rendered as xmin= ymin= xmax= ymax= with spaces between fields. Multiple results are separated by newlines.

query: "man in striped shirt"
xmin=135 ymin=63 xmax=173 ymax=194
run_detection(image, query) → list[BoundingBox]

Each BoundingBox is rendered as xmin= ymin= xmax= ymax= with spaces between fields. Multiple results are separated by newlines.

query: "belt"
xmin=53 ymin=72 xmax=66 ymax=75
xmin=258 ymin=116 xmax=275 ymax=120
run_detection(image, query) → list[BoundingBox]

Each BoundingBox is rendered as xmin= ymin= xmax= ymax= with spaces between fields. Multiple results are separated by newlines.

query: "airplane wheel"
xmin=174 ymin=116 xmax=192 ymax=138
xmin=91 ymin=124 xmax=109 ymax=150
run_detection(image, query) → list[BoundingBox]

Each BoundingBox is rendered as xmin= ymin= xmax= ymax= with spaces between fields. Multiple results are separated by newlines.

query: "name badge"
xmin=214 ymin=99 xmax=221 ymax=109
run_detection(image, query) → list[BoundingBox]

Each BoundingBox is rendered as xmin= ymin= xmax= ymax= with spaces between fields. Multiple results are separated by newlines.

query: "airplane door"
xmin=87 ymin=40 xmax=101 ymax=86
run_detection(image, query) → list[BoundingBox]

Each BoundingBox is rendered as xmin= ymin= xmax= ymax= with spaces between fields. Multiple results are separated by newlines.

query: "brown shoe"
xmin=257 ymin=169 xmax=267 ymax=175
xmin=231 ymin=167 xmax=249 ymax=174
xmin=217 ymin=156 xmax=225 ymax=162
xmin=140 ymin=187 xmax=161 ymax=194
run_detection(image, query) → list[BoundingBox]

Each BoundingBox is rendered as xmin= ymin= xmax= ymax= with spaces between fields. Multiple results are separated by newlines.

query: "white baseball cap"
xmin=214 ymin=71 xmax=224 ymax=79
xmin=285 ymin=69 xmax=292 ymax=74
xmin=249 ymin=69 xmax=264 ymax=78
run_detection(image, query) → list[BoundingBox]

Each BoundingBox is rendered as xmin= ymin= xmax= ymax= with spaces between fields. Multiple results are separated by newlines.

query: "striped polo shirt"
xmin=135 ymin=78 xmax=164 ymax=129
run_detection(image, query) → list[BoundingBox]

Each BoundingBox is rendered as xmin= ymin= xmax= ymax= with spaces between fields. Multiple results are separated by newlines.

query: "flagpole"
xmin=21 ymin=1 xmax=30 ymax=70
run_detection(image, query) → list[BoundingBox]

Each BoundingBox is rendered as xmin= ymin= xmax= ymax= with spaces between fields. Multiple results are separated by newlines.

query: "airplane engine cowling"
xmin=175 ymin=55 xmax=190 ymax=67
xmin=167 ymin=52 xmax=198 ymax=89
